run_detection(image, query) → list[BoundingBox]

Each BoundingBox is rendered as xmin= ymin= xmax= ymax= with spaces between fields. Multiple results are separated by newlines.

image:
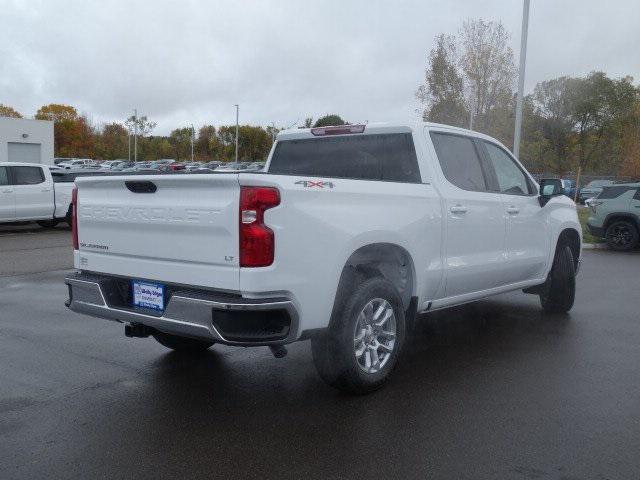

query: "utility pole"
xmin=128 ymin=131 xmax=131 ymax=162
xmin=468 ymin=83 xmax=475 ymax=131
xmin=234 ymin=104 xmax=239 ymax=163
xmin=190 ymin=124 xmax=195 ymax=162
xmin=513 ymin=0 xmax=530 ymax=158
xmin=133 ymin=108 xmax=138 ymax=162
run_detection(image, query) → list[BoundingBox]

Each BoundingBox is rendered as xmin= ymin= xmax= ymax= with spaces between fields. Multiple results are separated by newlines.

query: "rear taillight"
xmin=71 ymin=187 xmax=79 ymax=250
xmin=239 ymin=186 xmax=280 ymax=267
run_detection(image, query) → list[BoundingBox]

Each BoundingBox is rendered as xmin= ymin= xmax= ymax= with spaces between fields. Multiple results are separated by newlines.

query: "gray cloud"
xmin=2 ymin=0 xmax=638 ymax=134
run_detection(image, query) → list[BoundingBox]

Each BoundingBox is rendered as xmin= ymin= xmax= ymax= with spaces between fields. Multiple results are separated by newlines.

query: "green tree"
xmin=169 ymin=127 xmax=193 ymax=161
xmin=0 ymin=104 xmax=22 ymax=118
xmin=569 ymin=72 xmax=637 ymax=177
xmin=313 ymin=115 xmax=347 ymax=127
xmin=416 ymin=34 xmax=467 ymax=127
xmin=94 ymin=122 xmax=128 ymax=159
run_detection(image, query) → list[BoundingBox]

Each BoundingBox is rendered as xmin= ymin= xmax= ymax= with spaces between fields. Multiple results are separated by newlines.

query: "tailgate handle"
xmin=125 ymin=181 xmax=157 ymax=194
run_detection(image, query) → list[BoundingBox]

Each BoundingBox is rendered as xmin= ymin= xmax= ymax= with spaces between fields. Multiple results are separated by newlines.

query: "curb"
xmin=582 ymin=243 xmax=608 ymax=250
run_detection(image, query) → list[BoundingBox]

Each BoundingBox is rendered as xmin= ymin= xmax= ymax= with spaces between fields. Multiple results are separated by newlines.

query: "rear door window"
xmin=0 ymin=167 xmax=8 ymax=186
xmin=269 ymin=133 xmax=421 ymax=183
xmin=429 ymin=132 xmax=487 ymax=192
xmin=10 ymin=166 xmax=45 ymax=185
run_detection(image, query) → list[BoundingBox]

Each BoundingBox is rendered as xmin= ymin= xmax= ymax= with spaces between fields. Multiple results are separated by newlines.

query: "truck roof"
xmin=276 ymin=121 xmax=501 ymax=144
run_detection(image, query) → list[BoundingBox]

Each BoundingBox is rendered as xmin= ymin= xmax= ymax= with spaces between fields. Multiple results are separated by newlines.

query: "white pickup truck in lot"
xmin=64 ymin=122 xmax=581 ymax=393
xmin=0 ymin=162 xmax=75 ymax=227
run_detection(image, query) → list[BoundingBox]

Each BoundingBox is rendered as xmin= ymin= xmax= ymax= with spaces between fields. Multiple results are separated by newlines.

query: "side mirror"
xmin=538 ymin=178 xmax=563 ymax=206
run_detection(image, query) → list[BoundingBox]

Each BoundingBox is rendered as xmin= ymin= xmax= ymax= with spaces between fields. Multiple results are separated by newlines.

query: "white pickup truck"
xmin=0 ymin=162 xmax=75 ymax=227
xmin=64 ymin=122 xmax=581 ymax=393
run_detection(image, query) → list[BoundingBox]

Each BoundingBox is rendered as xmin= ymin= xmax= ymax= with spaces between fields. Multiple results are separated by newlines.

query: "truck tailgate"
xmin=75 ymin=174 xmax=240 ymax=291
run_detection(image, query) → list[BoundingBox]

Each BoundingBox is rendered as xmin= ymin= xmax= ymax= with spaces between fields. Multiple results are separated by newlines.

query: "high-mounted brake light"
xmin=239 ymin=186 xmax=280 ymax=267
xmin=71 ymin=187 xmax=79 ymax=250
xmin=310 ymin=124 xmax=366 ymax=136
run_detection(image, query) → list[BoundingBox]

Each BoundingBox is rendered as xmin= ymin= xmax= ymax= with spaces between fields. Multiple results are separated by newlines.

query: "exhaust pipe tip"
xmin=269 ymin=345 xmax=288 ymax=358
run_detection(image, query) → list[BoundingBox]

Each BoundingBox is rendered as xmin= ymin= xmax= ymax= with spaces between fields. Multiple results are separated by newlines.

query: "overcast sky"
xmin=2 ymin=0 xmax=638 ymax=134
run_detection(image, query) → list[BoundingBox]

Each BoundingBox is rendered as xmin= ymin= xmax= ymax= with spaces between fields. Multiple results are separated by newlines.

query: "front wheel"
xmin=152 ymin=332 xmax=214 ymax=352
xmin=311 ymin=277 xmax=405 ymax=394
xmin=540 ymin=245 xmax=576 ymax=314
xmin=605 ymin=220 xmax=638 ymax=251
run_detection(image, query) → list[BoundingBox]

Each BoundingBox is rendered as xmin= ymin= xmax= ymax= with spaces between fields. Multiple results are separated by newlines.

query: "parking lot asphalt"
xmin=0 ymin=223 xmax=72 ymax=276
xmin=1 ymin=244 xmax=639 ymax=479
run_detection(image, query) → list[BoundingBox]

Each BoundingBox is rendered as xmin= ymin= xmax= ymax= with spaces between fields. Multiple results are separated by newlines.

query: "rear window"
xmin=11 ymin=166 xmax=45 ymax=185
xmin=268 ymin=133 xmax=421 ymax=183
xmin=0 ymin=167 xmax=8 ymax=186
xmin=597 ymin=186 xmax=637 ymax=199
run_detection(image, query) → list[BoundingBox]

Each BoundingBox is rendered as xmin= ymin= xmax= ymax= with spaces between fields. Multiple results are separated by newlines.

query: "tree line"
xmin=0 ymin=103 xmax=348 ymax=163
xmin=416 ymin=19 xmax=640 ymax=178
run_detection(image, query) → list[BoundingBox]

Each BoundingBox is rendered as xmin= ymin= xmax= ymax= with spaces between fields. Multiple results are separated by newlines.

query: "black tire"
xmin=605 ymin=220 xmax=639 ymax=251
xmin=152 ymin=332 xmax=214 ymax=352
xmin=37 ymin=219 xmax=59 ymax=228
xmin=540 ymin=245 xmax=576 ymax=314
xmin=311 ymin=277 xmax=406 ymax=394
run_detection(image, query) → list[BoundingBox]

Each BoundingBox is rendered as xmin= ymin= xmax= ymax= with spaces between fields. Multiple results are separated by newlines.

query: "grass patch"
xmin=577 ymin=206 xmax=605 ymax=244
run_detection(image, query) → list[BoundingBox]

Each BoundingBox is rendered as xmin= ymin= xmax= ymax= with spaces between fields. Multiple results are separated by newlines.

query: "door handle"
xmin=1 ymin=189 xmax=13 ymax=194
xmin=506 ymin=206 xmax=520 ymax=214
xmin=41 ymin=188 xmax=52 ymax=193
xmin=450 ymin=205 xmax=468 ymax=214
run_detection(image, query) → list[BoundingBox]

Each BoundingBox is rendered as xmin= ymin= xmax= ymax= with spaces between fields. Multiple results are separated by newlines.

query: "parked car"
xmin=65 ymin=122 xmax=582 ymax=394
xmin=59 ymin=159 xmax=91 ymax=169
xmin=586 ymin=183 xmax=640 ymax=250
xmin=0 ymin=162 xmax=76 ymax=227
xmin=54 ymin=157 xmax=75 ymax=165
xmin=560 ymin=179 xmax=577 ymax=200
xmin=216 ymin=162 xmax=246 ymax=171
xmin=245 ymin=162 xmax=265 ymax=171
xmin=579 ymin=179 xmax=615 ymax=203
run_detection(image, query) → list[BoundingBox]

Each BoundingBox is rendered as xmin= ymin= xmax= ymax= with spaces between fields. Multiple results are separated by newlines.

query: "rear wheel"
xmin=311 ymin=277 xmax=405 ymax=394
xmin=605 ymin=220 xmax=638 ymax=251
xmin=152 ymin=332 xmax=214 ymax=352
xmin=540 ymin=245 xmax=576 ymax=314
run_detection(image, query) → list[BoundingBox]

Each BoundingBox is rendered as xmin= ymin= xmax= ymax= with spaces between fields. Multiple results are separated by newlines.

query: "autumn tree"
xmin=0 ymin=104 xmax=22 ymax=118
xmin=416 ymin=20 xmax=516 ymax=144
xmin=459 ymin=19 xmax=516 ymax=139
xmin=618 ymin=100 xmax=640 ymax=178
xmin=416 ymin=34 xmax=467 ymax=127
xmin=35 ymin=104 xmax=94 ymax=157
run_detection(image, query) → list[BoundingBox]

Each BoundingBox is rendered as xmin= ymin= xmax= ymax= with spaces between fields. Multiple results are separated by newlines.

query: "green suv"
xmin=587 ymin=183 xmax=640 ymax=250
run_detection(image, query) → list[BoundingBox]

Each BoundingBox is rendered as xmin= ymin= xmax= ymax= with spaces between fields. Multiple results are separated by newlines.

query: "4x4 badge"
xmin=295 ymin=180 xmax=334 ymax=189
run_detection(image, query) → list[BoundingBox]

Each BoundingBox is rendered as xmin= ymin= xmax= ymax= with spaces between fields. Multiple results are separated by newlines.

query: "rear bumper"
xmin=64 ymin=272 xmax=299 ymax=346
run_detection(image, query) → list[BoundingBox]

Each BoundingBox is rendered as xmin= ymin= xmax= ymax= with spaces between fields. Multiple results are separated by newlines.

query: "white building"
xmin=0 ymin=117 xmax=54 ymax=165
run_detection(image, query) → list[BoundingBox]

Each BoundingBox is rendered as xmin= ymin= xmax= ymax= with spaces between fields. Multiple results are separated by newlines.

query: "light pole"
xmin=133 ymin=108 xmax=138 ymax=162
xmin=190 ymin=124 xmax=195 ymax=162
xmin=513 ymin=0 xmax=530 ymax=158
xmin=234 ymin=104 xmax=239 ymax=163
